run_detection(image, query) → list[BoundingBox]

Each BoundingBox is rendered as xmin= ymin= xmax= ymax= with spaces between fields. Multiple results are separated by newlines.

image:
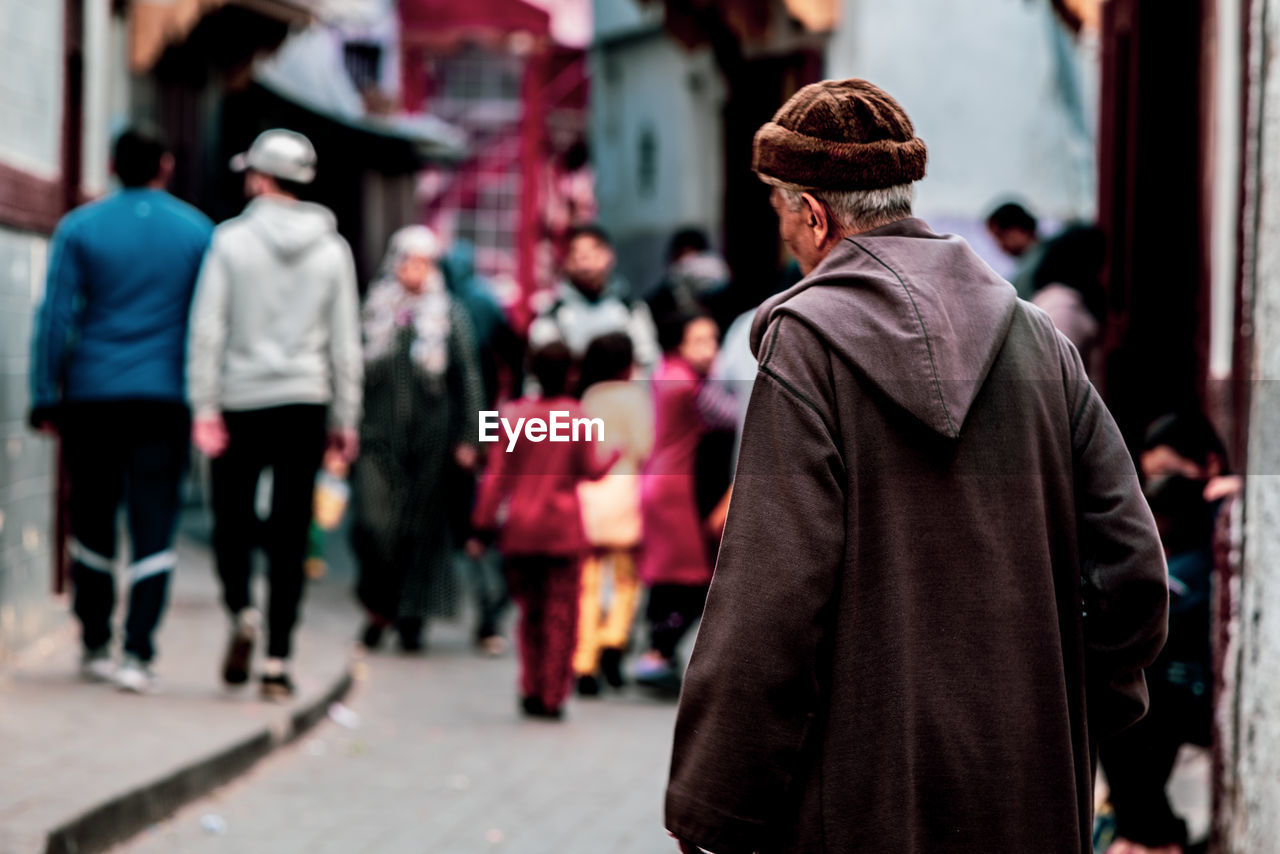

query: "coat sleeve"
xmin=187 ymin=237 xmax=230 ymax=419
xmin=666 ymin=316 xmax=845 ymax=854
xmin=1062 ymin=333 xmax=1169 ymax=737
xmin=447 ymin=302 xmax=484 ymax=448
xmin=328 ymin=242 xmax=364 ymax=431
xmin=29 ymin=219 xmax=83 ymax=412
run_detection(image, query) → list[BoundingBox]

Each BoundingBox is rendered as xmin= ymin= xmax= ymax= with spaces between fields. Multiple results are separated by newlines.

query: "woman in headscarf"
xmin=352 ymin=225 xmax=483 ymax=651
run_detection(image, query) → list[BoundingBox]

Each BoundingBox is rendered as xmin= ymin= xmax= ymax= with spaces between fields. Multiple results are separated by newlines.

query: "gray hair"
xmin=775 ymin=183 xmax=915 ymax=232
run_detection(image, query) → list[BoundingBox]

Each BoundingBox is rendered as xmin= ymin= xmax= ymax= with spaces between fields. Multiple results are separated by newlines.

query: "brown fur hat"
xmin=753 ymin=78 xmax=927 ymax=191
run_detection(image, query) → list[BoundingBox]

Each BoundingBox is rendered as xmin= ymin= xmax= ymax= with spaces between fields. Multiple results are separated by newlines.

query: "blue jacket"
xmin=30 ymin=188 xmax=213 ymax=409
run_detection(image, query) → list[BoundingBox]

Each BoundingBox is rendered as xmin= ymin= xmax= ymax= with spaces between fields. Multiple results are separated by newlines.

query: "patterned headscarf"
xmin=363 ymin=225 xmax=452 ymax=376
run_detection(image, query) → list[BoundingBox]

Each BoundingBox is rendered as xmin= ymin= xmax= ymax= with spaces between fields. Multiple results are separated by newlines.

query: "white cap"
xmin=230 ymin=129 xmax=317 ymax=184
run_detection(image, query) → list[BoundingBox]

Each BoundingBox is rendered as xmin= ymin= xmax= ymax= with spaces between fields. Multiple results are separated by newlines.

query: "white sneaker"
xmin=115 ymin=655 xmax=156 ymax=694
xmin=80 ymin=648 xmax=116 ymax=683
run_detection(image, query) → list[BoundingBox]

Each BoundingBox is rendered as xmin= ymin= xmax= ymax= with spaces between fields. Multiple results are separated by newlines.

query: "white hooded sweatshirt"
xmin=187 ymin=196 xmax=363 ymax=428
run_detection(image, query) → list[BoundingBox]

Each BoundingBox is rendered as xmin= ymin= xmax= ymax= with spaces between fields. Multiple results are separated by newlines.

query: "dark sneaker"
xmin=360 ymin=622 xmax=384 ymax=651
xmin=260 ymin=672 xmax=294 ymax=702
xmin=576 ymin=674 xmax=601 ymax=697
xmin=221 ymin=610 xmax=258 ymax=687
xmin=519 ymin=695 xmax=564 ymax=720
xmin=397 ymin=618 xmax=424 ymax=653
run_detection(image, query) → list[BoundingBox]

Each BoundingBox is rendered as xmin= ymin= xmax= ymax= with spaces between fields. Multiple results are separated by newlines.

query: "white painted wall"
xmin=1210 ymin=0 xmax=1244 ymax=381
xmin=82 ymin=5 xmax=133 ymax=196
xmin=594 ymin=0 xmax=661 ymax=41
xmin=0 ymin=0 xmax=65 ymax=179
xmin=1232 ymin=0 xmax=1280 ymax=848
xmin=591 ymin=0 xmax=726 ymax=295
xmin=826 ymin=0 xmax=1098 ymax=257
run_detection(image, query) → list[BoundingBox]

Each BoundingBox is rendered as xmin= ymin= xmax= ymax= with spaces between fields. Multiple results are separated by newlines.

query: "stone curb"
xmin=43 ymin=670 xmax=354 ymax=854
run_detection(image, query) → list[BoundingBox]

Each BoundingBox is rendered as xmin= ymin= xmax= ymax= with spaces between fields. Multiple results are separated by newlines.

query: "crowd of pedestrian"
xmin=28 ymin=75 xmax=1218 ymax=854
xmin=28 ymin=122 xmax=757 ymax=719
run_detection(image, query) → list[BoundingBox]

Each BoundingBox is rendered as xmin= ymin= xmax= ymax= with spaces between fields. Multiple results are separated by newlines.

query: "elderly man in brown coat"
xmin=664 ymin=79 xmax=1169 ymax=854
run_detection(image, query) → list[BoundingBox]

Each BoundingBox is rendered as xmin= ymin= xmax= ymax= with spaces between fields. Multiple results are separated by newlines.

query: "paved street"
xmin=111 ymin=621 xmax=679 ymax=854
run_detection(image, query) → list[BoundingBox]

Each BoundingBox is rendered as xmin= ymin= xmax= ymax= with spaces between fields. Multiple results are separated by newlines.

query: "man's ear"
xmin=801 ymin=192 xmax=830 ymax=246
xmin=156 ymin=152 xmax=175 ymax=186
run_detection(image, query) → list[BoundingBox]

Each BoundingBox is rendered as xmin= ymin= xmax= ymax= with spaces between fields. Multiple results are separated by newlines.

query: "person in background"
xmin=647 ymin=227 xmax=736 ymax=332
xmin=986 ymin=200 xmax=1044 ymax=300
xmin=572 ymin=333 xmax=654 ymax=695
xmin=1100 ymin=412 xmax=1235 ymax=854
xmin=441 ymin=238 xmax=523 ymax=654
xmin=28 ymin=127 xmax=212 ymax=693
xmin=634 ymin=310 xmax=736 ymax=694
xmin=188 ymin=129 xmax=363 ymax=700
xmin=470 ymin=343 xmax=618 ymax=720
xmin=351 ymin=225 xmax=483 ymax=653
xmin=528 ymin=225 xmax=659 ymax=373
xmin=1030 ymin=224 xmax=1108 ymax=381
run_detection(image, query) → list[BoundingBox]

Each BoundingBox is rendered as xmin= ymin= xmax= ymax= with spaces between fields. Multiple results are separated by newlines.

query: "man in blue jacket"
xmin=29 ymin=128 xmax=213 ymax=693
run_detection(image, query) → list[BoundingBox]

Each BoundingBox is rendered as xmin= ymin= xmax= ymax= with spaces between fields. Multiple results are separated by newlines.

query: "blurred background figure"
xmin=352 ymin=225 xmax=483 ymax=654
xmin=441 ymin=238 xmax=524 ymax=654
xmin=28 ymin=127 xmax=212 ymax=693
xmin=471 ymin=343 xmax=618 ymax=721
xmin=647 ymin=227 xmax=735 ymax=332
xmin=188 ymin=129 xmax=362 ymax=701
xmin=986 ymin=201 xmax=1044 ymax=300
xmin=1099 ymin=412 xmax=1235 ymax=854
xmin=528 ymin=224 xmax=659 ymax=373
xmin=1030 ymin=223 xmax=1107 ymax=380
xmin=572 ymin=333 xmax=654 ymax=696
xmin=635 ymin=310 xmax=734 ymax=695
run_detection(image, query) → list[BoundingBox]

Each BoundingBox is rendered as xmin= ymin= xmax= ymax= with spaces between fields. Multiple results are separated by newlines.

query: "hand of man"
xmin=192 ymin=414 xmax=229 ymax=458
xmin=28 ymin=407 xmax=59 ymax=437
xmin=330 ymin=427 xmax=360 ymax=463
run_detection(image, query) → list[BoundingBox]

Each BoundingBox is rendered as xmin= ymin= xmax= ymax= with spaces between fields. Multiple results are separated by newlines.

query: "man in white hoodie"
xmin=188 ymin=129 xmax=362 ymax=700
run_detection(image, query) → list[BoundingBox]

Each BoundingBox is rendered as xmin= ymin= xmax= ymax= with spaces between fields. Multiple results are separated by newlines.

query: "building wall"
xmin=591 ymin=0 xmax=726 ymax=297
xmin=826 ymin=0 xmax=1098 ymax=264
xmin=0 ymin=0 xmax=69 ymax=661
xmin=1232 ymin=0 xmax=1280 ymax=847
xmin=0 ymin=231 xmax=57 ymax=661
xmin=0 ymin=1 xmax=64 ymax=179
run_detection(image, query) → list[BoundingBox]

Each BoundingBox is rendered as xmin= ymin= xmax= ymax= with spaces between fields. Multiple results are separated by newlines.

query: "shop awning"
xmin=255 ymin=25 xmax=468 ymax=161
xmin=130 ymin=0 xmax=316 ymax=73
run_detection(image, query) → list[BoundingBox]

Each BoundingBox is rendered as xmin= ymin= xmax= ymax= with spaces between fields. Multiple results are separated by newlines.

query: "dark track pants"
xmin=210 ymin=405 xmax=327 ymax=660
xmin=505 ymin=556 xmax=580 ymax=711
xmin=62 ymin=401 xmax=190 ymax=663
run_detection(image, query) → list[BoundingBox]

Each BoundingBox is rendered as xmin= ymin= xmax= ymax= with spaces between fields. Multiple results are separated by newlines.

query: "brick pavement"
xmin=10 ymin=512 xmax=1209 ymax=854
xmin=0 ymin=525 xmax=357 ymax=854
xmin=110 ymin=619 xmax=680 ymax=854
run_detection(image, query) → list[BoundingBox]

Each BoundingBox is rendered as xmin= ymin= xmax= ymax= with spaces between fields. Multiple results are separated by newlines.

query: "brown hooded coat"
xmin=664 ymin=218 xmax=1169 ymax=854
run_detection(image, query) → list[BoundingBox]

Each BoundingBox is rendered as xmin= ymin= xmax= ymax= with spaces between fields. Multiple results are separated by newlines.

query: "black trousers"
xmin=1100 ymin=635 xmax=1212 ymax=846
xmin=62 ymin=401 xmax=190 ymax=662
xmin=646 ymin=583 xmax=709 ymax=661
xmin=210 ymin=405 xmax=327 ymax=659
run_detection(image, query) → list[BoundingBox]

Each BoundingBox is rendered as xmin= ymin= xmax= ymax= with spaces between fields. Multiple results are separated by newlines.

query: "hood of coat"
xmin=242 ymin=196 xmax=338 ymax=260
xmin=750 ymin=217 xmax=1018 ymax=440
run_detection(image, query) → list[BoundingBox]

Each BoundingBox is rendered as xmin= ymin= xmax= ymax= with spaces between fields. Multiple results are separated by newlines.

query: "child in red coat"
xmin=471 ymin=343 xmax=617 ymax=719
